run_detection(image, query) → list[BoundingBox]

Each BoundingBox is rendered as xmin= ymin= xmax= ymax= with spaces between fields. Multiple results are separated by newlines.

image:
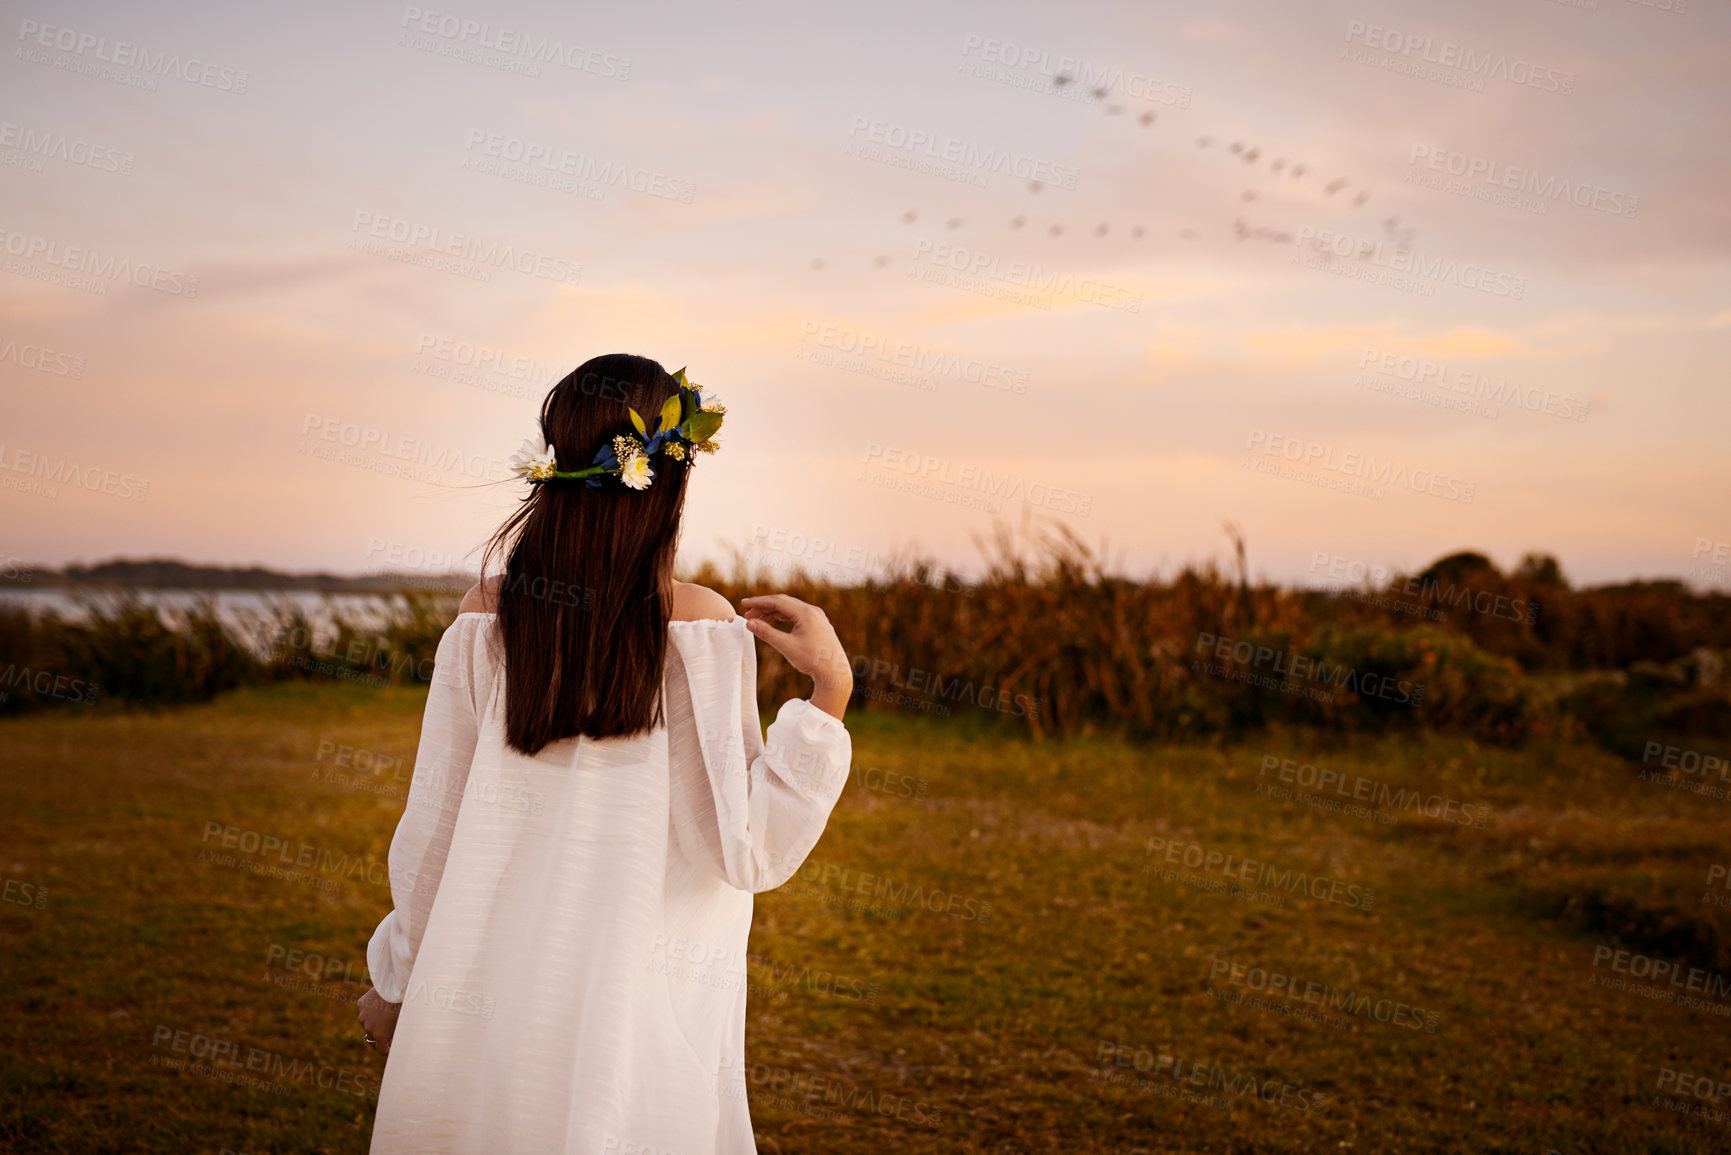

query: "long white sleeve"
xmin=664 ymin=617 xmax=852 ymax=893
xmin=366 ymin=614 xmax=493 ymax=1003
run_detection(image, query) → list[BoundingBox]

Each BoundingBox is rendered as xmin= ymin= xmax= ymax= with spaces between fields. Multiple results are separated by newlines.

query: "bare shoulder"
xmin=459 ymin=575 xmax=504 ymax=615
xmin=671 ymin=581 xmax=736 ymax=622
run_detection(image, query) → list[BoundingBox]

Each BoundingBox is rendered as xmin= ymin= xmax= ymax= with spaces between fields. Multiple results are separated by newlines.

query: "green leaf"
xmin=628 ymin=408 xmax=647 ymax=436
xmin=659 ymin=394 xmax=683 ymax=434
xmin=687 ymin=410 xmax=723 ymax=442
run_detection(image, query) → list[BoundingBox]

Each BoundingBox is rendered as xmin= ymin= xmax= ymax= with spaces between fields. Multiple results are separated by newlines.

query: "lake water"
xmin=0 ymin=588 xmax=460 ymax=655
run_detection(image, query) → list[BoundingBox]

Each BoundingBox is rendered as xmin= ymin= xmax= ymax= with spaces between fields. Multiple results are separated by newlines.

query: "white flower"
xmin=619 ymin=452 xmax=655 ymax=490
xmin=509 ymin=437 xmax=558 ymax=481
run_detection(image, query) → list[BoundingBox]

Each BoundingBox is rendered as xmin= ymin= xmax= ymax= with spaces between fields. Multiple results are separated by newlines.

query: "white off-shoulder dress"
xmin=366 ymin=612 xmax=852 ymax=1154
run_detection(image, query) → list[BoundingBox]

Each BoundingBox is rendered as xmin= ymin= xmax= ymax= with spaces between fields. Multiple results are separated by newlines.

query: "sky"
xmin=1 ymin=0 xmax=1728 ymax=590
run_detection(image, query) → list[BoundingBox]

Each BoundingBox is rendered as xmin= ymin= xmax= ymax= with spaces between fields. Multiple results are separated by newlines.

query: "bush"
xmin=0 ymin=592 xmax=458 ymax=715
xmin=1317 ymin=625 xmax=1539 ymax=743
xmin=1555 ymin=652 xmax=1731 ymax=760
xmin=260 ymin=593 xmax=454 ymax=688
xmin=3 ymin=531 xmax=1725 ymax=756
xmin=0 ymin=596 xmax=258 ymax=714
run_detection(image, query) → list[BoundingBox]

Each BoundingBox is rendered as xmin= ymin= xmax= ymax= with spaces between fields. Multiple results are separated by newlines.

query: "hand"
xmin=357 ymin=987 xmax=401 ymax=1057
xmin=740 ymin=594 xmax=854 ymax=720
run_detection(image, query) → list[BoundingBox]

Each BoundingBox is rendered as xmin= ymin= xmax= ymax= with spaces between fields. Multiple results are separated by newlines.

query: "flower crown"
xmin=508 ymin=368 xmax=725 ymax=491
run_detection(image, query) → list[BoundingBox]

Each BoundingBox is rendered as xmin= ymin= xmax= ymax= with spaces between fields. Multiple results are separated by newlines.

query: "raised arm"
xmin=664 ymin=592 xmax=854 ymax=892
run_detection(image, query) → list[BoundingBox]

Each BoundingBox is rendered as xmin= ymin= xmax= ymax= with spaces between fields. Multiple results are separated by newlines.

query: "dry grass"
xmin=2 ymin=681 xmax=1728 ymax=1152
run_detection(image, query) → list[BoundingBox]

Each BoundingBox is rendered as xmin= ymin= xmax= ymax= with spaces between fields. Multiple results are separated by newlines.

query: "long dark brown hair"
xmin=481 ymin=354 xmax=692 ymax=754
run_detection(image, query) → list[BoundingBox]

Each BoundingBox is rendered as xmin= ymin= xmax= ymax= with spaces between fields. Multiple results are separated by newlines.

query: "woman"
xmin=356 ymin=354 xmax=855 ymax=1153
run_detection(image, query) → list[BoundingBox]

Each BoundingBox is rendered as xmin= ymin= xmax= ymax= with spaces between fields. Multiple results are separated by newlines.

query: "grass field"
xmin=1 ymin=681 xmax=1728 ymax=1153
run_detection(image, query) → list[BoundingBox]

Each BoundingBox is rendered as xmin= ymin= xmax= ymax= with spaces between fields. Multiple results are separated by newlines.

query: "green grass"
xmin=1 ymin=683 xmax=1728 ymax=1153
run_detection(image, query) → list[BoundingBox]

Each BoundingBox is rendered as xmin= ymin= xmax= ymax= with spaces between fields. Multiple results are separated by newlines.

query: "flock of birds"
xmin=814 ymin=70 xmax=1418 ymax=271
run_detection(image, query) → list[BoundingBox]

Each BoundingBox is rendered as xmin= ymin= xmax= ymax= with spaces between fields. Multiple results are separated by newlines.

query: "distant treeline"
xmin=2 ymin=530 xmax=1727 ymax=755
xmin=0 ymin=557 xmax=473 ymax=592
